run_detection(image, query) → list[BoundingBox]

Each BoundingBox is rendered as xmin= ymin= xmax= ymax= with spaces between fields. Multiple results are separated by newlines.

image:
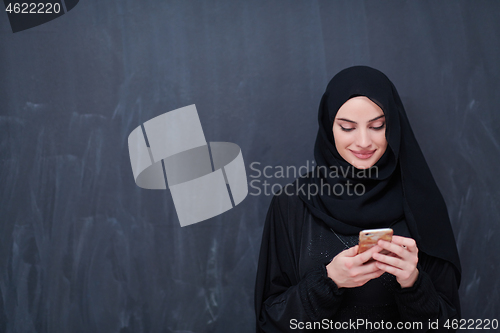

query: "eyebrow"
xmin=336 ymin=115 xmax=385 ymax=124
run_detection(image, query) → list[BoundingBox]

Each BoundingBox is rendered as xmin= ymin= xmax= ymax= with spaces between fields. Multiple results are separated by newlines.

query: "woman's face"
xmin=332 ymin=96 xmax=388 ymax=169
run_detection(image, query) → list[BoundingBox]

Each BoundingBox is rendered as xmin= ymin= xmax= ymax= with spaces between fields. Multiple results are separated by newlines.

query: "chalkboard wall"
xmin=1 ymin=1 xmax=499 ymax=332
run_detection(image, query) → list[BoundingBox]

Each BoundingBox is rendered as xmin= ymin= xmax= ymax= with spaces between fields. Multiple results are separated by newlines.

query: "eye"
xmin=340 ymin=125 xmax=355 ymax=132
xmin=371 ymin=123 xmax=386 ymax=131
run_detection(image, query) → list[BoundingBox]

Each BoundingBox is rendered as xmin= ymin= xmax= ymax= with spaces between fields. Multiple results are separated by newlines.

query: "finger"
xmin=372 ymin=252 xmax=405 ymax=269
xmin=356 ymin=270 xmax=386 ymax=286
xmin=358 ymin=270 xmax=385 ymax=283
xmin=375 ymin=261 xmax=403 ymax=277
xmin=340 ymin=245 xmax=359 ymax=258
xmin=355 ymin=245 xmax=382 ymax=265
xmin=348 ymin=245 xmax=359 ymax=257
xmin=353 ymin=261 xmax=383 ymax=276
xmin=378 ymin=240 xmax=408 ymax=259
xmin=391 ymin=236 xmax=418 ymax=252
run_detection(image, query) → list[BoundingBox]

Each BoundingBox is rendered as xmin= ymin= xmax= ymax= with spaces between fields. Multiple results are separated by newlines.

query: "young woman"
xmin=254 ymin=66 xmax=461 ymax=332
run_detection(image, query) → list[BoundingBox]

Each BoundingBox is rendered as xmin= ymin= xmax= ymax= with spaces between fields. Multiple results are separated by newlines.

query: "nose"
xmin=356 ymin=129 xmax=372 ymax=148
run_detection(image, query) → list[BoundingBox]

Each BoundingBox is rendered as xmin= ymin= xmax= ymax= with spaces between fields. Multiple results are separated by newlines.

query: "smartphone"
xmin=358 ymin=228 xmax=393 ymax=254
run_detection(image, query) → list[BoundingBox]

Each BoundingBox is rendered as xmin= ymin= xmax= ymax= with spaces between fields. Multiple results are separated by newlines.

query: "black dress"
xmin=254 ymin=186 xmax=461 ymax=332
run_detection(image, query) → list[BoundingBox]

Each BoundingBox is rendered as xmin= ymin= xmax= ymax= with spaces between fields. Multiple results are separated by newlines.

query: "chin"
xmin=352 ymin=161 xmax=374 ymax=169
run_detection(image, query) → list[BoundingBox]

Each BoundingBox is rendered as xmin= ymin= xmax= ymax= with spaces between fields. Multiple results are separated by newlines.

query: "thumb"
xmin=342 ymin=245 xmax=359 ymax=257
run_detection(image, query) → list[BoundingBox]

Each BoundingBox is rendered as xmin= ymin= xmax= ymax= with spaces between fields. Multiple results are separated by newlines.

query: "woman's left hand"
xmin=372 ymin=235 xmax=419 ymax=288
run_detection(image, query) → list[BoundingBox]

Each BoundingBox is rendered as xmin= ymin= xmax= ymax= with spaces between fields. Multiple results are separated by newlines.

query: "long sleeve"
xmin=254 ymin=192 xmax=462 ymax=332
xmin=392 ymin=251 xmax=461 ymax=332
xmin=254 ymin=195 xmax=345 ymax=332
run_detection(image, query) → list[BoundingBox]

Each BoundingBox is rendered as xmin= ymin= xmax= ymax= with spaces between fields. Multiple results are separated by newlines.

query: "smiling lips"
xmin=350 ymin=149 xmax=376 ymax=159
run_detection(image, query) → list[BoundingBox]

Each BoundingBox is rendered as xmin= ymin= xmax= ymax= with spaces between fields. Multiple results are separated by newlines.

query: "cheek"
xmin=374 ymin=132 xmax=388 ymax=151
xmin=332 ymin=129 xmax=352 ymax=150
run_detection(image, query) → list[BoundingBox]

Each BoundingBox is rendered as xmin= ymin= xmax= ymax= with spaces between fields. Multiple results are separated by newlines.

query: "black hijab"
xmin=297 ymin=66 xmax=461 ymax=285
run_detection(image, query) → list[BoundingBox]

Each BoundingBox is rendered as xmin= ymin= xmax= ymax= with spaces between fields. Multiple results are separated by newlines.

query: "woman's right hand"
xmin=326 ymin=245 xmax=385 ymax=288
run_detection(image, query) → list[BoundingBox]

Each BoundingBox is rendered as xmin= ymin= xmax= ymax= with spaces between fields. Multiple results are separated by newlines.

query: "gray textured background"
xmin=1 ymin=1 xmax=499 ymax=332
